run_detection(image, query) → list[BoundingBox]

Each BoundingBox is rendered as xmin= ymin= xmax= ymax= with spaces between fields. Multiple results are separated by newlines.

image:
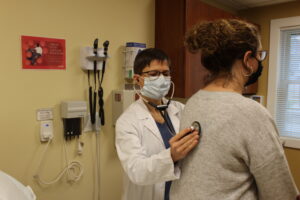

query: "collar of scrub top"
xmin=137 ymin=95 xmax=177 ymax=135
xmin=146 ymin=99 xmax=176 ymax=135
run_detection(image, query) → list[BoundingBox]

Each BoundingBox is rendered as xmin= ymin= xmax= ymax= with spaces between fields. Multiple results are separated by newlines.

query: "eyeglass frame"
xmin=255 ymin=50 xmax=268 ymax=62
xmin=140 ymin=70 xmax=171 ymax=78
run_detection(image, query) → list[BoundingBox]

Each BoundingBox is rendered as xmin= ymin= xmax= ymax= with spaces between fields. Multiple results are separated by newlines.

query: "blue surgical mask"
xmin=140 ymin=75 xmax=171 ymax=100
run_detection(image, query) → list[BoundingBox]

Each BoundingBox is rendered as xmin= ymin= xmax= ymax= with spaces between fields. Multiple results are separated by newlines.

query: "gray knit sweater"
xmin=170 ymin=90 xmax=298 ymax=200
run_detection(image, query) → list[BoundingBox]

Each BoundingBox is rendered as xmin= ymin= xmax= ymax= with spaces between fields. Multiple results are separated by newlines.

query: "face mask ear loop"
xmin=242 ymin=61 xmax=254 ymax=77
xmin=242 ymin=51 xmax=255 ymax=77
xmin=170 ymin=81 xmax=175 ymax=100
xmin=132 ymin=74 xmax=143 ymax=98
xmin=133 ymin=82 xmax=150 ymax=104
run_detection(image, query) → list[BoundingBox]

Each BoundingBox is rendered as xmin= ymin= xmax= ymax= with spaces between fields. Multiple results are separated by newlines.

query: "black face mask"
xmin=244 ymin=61 xmax=263 ymax=86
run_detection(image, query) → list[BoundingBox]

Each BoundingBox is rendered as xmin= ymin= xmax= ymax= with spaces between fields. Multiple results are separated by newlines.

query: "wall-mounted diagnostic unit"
xmin=80 ymin=39 xmax=109 ymax=128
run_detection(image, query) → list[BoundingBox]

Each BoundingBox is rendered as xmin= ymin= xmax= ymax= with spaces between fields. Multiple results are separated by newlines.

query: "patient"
xmin=170 ymin=18 xmax=299 ymax=200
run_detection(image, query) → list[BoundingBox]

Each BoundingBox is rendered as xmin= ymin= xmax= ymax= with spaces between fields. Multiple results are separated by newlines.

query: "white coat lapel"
xmin=135 ymin=99 xmax=164 ymax=145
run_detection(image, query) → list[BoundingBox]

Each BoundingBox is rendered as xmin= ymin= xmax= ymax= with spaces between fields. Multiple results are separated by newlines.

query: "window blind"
xmin=276 ymin=28 xmax=300 ymax=138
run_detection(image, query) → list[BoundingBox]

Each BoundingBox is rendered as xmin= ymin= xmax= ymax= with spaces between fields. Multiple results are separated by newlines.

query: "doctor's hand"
xmin=169 ymin=127 xmax=199 ymax=162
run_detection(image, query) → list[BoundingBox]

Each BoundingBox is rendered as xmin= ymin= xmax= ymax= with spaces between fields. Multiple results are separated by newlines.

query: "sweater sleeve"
xmin=252 ymin=153 xmax=298 ymax=200
xmin=245 ymin=105 xmax=299 ymax=200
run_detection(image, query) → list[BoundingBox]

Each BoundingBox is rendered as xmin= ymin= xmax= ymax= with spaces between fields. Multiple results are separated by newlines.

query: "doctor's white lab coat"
xmin=115 ymin=98 xmax=184 ymax=200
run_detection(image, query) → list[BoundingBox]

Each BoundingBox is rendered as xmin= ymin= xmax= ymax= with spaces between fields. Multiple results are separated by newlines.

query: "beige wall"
xmin=239 ymin=1 xmax=300 ymax=190
xmin=0 ymin=0 xmax=154 ymax=199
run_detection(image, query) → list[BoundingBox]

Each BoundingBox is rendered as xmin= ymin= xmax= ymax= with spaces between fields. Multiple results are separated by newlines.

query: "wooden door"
xmin=184 ymin=0 xmax=234 ymax=97
xmin=155 ymin=0 xmax=186 ymax=97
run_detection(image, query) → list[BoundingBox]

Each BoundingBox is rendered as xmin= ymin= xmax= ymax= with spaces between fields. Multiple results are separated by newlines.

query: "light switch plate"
xmin=37 ymin=108 xmax=53 ymax=121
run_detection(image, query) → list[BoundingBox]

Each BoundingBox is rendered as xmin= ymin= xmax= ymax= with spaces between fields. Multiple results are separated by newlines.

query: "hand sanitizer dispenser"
xmin=61 ymin=101 xmax=87 ymax=140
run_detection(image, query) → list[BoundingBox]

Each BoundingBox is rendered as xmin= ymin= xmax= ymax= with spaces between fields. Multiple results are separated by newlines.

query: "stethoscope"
xmin=135 ymin=82 xmax=202 ymax=136
xmin=148 ymin=99 xmax=176 ymax=136
xmin=135 ymin=81 xmax=177 ymax=135
xmin=148 ymin=100 xmax=202 ymax=137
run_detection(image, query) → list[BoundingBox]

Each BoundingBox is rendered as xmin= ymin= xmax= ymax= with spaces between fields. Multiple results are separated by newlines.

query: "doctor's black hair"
xmin=133 ymin=48 xmax=171 ymax=74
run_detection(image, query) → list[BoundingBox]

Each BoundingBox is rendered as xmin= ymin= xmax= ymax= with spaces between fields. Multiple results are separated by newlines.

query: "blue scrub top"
xmin=156 ymin=121 xmax=174 ymax=200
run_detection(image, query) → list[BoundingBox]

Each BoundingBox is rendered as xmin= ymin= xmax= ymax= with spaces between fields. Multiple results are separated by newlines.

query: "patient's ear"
xmin=243 ymin=51 xmax=253 ymax=67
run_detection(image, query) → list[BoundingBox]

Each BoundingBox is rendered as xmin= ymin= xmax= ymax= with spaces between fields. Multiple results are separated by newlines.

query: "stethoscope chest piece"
xmin=191 ymin=121 xmax=201 ymax=136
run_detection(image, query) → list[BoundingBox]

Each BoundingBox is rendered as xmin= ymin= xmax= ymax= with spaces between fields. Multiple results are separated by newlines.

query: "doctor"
xmin=115 ymin=48 xmax=199 ymax=200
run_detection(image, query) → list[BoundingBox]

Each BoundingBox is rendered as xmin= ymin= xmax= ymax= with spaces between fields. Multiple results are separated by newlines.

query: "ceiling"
xmin=212 ymin=0 xmax=298 ymax=10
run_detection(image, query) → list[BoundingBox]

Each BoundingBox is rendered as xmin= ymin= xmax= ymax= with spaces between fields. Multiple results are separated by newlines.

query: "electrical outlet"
xmin=40 ymin=120 xmax=53 ymax=142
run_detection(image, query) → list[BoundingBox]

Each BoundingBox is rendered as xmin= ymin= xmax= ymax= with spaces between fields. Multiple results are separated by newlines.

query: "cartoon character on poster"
xmin=21 ymin=36 xmax=65 ymax=69
xmin=24 ymin=41 xmax=45 ymax=65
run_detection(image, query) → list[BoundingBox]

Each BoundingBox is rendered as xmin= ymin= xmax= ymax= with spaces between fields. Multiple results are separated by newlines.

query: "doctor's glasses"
xmin=141 ymin=70 xmax=171 ymax=80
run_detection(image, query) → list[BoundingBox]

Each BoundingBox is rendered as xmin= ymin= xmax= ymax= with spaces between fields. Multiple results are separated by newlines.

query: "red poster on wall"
xmin=21 ymin=35 xmax=66 ymax=69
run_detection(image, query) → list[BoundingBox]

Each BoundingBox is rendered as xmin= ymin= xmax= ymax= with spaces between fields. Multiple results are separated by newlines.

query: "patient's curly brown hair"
xmin=185 ymin=18 xmax=260 ymax=81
